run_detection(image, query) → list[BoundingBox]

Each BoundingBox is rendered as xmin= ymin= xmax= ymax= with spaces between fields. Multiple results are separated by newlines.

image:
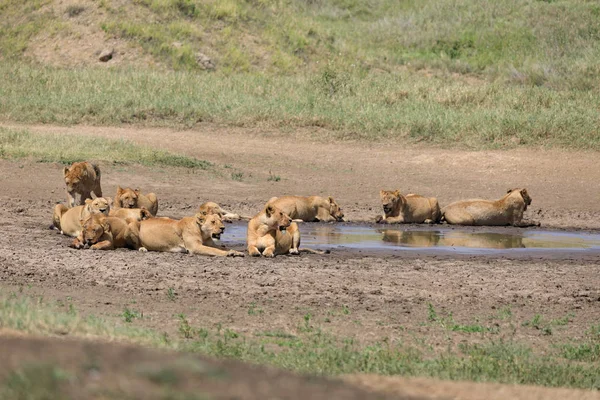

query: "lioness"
xmin=129 ymin=212 xmax=244 ymax=256
xmin=109 ymin=206 xmax=152 ymax=221
xmin=71 ymin=214 xmax=139 ymax=250
xmin=63 ymin=161 xmax=103 ymax=207
xmin=114 ymin=186 xmax=159 ymax=216
xmin=247 ymin=204 xmax=327 ymax=257
xmin=198 ymin=201 xmax=250 ymax=221
xmin=376 ymin=190 xmax=441 ymax=224
xmin=52 ymin=197 xmax=111 ymax=237
xmin=441 ymin=188 xmax=539 ymax=227
xmin=265 ymin=196 xmax=344 ymax=222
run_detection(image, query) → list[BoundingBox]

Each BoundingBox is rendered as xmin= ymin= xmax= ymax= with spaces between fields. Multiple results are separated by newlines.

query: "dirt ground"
xmin=1 ymin=123 xmax=600 ymax=398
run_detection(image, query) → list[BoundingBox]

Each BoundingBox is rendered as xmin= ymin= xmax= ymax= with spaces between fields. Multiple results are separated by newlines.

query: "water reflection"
xmin=379 ymin=229 xmax=441 ymax=247
xmin=221 ymin=223 xmax=600 ymax=252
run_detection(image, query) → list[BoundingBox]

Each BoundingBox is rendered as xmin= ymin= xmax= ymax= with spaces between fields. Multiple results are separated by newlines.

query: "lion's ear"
xmin=195 ymin=212 xmax=207 ymax=224
xmin=134 ymin=188 xmax=141 ymax=195
xmin=63 ymin=167 xmax=69 ymax=177
xmin=85 ymin=198 xmax=93 ymax=205
xmin=328 ymin=196 xmax=334 ymax=204
xmin=394 ymin=190 xmax=401 ymax=197
xmin=105 ymin=197 xmax=112 ymax=205
xmin=507 ymin=188 xmax=515 ymax=194
xmin=265 ymin=204 xmax=274 ymax=217
xmin=140 ymin=207 xmax=151 ymax=219
xmin=79 ymin=218 xmax=86 ymax=226
xmin=379 ymin=190 xmax=386 ymax=198
xmin=116 ymin=186 xmax=123 ymax=194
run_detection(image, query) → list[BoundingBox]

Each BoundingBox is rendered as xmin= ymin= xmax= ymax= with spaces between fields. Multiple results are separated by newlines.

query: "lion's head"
xmin=327 ymin=196 xmax=345 ymax=221
xmin=507 ymin=188 xmax=532 ymax=210
xmin=195 ymin=212 xmax=226 ymax=240
xmin=85 ymin=197 xmax=111 ymax=215
xmin=115 ymin=186 xmax=139 ymax=209
xmin=63 ymin=164 xmax=88 ymax=193
xmin=264 ymin=204 xmax=292 ymax=231
xmin=198 ymin=202 xmax=224 ymax=218
xmin=80 ymin=214 xmax=110 ymax=246
xmin=379 ymin=190 xmax=404 ymax=216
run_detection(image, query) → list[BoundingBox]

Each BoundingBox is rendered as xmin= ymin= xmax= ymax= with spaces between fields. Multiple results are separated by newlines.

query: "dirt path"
xmin=8 ymin=123 xmax=600 ymax=228
xmin=1 ymin=123 xmax=600 ymax=399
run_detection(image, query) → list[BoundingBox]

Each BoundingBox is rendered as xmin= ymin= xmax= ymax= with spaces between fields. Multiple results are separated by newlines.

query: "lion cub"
xmin=130 ymin=212 xmax=244 ymax=257
xmin=442 ymin=188 xmax=539 ymax=227
xmin=376 ymin=190 xmax=441 ymax=224
xmin=71 ymin=214 xmax=139 ymax=250
xmin=63 ymin=161 xmax=103 ymax=207
xmin=247 ymin=204 xmax=327 ymax=257
xmin=52 ymin=197 xmax=111 ymax=237
xmin=265 ymin=196 xmax=344 ymax=222
xmin=114 ymin=186 xmax=159 ymax=216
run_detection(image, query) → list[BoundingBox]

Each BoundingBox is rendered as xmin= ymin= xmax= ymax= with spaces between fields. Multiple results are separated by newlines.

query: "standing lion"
xmin=63 ymin=161 xmax=103 ymax=207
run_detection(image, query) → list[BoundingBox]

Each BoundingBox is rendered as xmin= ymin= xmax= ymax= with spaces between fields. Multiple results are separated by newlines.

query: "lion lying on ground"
xmin=247 ymin=204 xmax=327 ymax=257
xmin=376 ymin=190 xmax=441 ymax=224
xmin=63 ymin=162 xmax=103 ymax=207
xmin=109 ymin=207 xmax=152 ymax=221
xmin=198 ymin=201 xmax=250 ymax=221
xmin=128 ymin=212 xmax=244 ymax=256
xmin=441 ymin=188 xmax=539 ymax=227
xmin=265 ymin=196 xmax=344 ymax=222
xmin=114 ymin=186 xmax=159 ymax=216
xmin=52 ymin=197 xmax=111 ymax=237
xmin=70 ymin=214 xmax=139 ymax=250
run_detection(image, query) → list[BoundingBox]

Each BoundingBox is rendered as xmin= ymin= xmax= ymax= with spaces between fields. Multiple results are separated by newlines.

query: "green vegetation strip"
xmin=1 ymin=293 xmax=599 ymax=390
xmin=1 ymin=0 xmax=599 ymax=90
xmin=1 ymin=64 xmax=599 ymax=149
xmin=0 ymin=127 xmax=212 ymax=169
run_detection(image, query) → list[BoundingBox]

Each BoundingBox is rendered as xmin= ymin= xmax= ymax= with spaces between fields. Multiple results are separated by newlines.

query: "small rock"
xmin=99 ymin=49 xmax=114 ymax=62
xmin=196 ymin=52 xmax=215 ymax=70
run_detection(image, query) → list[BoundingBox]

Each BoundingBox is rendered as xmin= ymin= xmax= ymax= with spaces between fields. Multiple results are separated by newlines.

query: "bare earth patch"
xmin=1 ymin=124 xmax=599 ymax=398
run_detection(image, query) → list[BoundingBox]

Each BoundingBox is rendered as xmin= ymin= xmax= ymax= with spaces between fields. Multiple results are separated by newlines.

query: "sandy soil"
xmin=1 ymin=123 xmax=600 ymax=398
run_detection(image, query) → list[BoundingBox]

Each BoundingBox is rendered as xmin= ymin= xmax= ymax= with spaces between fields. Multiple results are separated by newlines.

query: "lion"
xmin=109 ymin=206 xmax=153 ymax=221
xmin=441 ymin=188 xmax=539 ymax=227
xmin=128 ymin=212 xmax=244 ymax=256
xmin=198 ymin=201 xmax=250 ymax=221
xmin=63 ymin=161 xmax=103 ymax=207
xmin=70 ymin=214 xmax=139 ymax=250
xmin=52 ymin=197 xmax=111 ymax=237
xmin=265 ymin=196 xmax=344 ymax=222
xmin=376 ymin=190 xmax=441 ymax=224
xmin=114 ymin=186 xmax=159 ymax=216
xmin=247 ymin=204 xmax=327 ymax=257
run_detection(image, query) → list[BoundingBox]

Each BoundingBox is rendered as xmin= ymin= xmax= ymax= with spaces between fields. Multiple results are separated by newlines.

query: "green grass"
xmin=0 ymin=0 xmax=599 ymax=149
xmin=2 ymin=292 xmax=600 ymax=390
xmin=1 ymin=64 xmax=599 ymax=149
xmin=2 ymin=0 xmax=600 ymax=90
xmin=0 ymin=127 xmax=213 ymax=169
